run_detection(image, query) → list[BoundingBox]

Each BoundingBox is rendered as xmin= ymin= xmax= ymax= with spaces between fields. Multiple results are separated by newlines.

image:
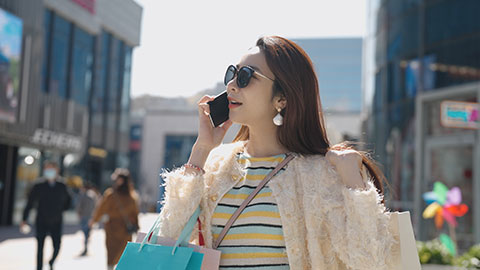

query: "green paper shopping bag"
xmin=116 ymin=207 xmax=204 ymax=270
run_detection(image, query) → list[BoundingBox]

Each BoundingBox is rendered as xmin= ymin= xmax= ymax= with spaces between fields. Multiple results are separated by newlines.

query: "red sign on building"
xmin=71 ymin=0 xmax=95 ymax=14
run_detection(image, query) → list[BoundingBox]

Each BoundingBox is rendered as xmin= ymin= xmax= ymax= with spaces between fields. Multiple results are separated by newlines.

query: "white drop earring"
xmin=273 ymin=108 xmax=283 ymax=126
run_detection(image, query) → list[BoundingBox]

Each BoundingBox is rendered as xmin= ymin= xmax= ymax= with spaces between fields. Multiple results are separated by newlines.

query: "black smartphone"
xmin=207 ymin=91 xmax=229 ymax=127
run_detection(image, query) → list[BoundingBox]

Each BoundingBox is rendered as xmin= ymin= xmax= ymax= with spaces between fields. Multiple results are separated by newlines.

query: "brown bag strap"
xmin=213 ymin=153 xmax=295 ymax=249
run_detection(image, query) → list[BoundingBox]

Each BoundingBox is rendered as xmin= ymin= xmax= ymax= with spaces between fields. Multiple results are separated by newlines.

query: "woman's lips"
xmin=228 ymin=103 xmax=242 ymax=109
xmin=228 ymin=97 xmax=242 ymax=109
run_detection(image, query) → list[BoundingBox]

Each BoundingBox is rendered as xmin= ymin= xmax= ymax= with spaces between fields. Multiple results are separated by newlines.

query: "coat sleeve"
xmin=91 ymin=189 xmax=112 ymax=223
xmin=22 ymin=184 xmax=39 ymax=222
xmin=63 ymin=184 xmax=72 ymax=211
xmin=323 ymin=164 xmax=400 ymax=270
xmin=155 ymin=168 xmax=205 ymax=240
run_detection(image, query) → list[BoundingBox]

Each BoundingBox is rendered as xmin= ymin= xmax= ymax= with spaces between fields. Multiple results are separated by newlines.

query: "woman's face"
xmin=226 ymin=47 xmax=282 ymax=128
xmin=115 ymin=177 xmax=125 ymax=187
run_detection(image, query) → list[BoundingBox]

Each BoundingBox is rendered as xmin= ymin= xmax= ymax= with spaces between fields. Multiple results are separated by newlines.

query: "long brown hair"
xmin=111 ymin=168 xmax=134 ymax=196
xmin=233 ymin=36 xmax=386 ymax=197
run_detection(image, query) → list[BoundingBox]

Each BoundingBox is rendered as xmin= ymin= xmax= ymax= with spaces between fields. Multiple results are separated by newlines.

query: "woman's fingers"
xmin=198 ymin=102 xmax=210 ymax=116
xmin=219 ymin=119 xmax=233 ymax=132
xmin=197 ymin=95 xmax=214 ymax=117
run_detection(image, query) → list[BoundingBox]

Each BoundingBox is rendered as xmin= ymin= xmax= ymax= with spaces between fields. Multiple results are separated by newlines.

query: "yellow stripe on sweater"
xmin=221 ymin=192 xmax=273 ymax=200
xmin=237 ymin=156 xmax=285 ymax=164
xmin=220 ymin=252 xmax=288 ymax=259
xmin=213 ymin=233 xmax=284 ymax=241
xmin=212 ymin=211 xmax=281 ymax=219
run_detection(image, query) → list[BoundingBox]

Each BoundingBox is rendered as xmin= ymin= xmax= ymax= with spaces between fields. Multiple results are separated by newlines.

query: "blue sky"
xmin=131 ymin=0 xmax=367 ymax=98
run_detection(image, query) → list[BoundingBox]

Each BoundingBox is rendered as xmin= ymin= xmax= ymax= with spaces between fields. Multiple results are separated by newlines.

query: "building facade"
xmin=0 ymin=0 xmax=142 ymax=225
xmin=292 ymin=38 xmax=364 ymax=140
xmin=129 ymin=85 xmax=241 ymax=212
xmin=363 ymin=0 xmax=480 ymax=249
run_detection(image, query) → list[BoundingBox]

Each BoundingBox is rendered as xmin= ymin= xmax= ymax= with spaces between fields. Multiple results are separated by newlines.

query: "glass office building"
xmin=0 ymin=0 xmax=142 ymax=225
xmin=293 ymin=38 xmax=363 ymax=113
xmin=363 ymin=0 xmax=480 ymax=249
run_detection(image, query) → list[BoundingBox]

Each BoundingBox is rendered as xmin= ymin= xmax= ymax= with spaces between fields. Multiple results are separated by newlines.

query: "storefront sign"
xmin=88 ymin=147 xmax=107 ymax=158
xmin=441 ymin=101 xmax=479 ymax=129
xmin=31 ymin=129 xmax=83 ymax=152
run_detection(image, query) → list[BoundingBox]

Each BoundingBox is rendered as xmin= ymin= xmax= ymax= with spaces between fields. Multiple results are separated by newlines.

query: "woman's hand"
xmin=195 ymin=95 xmax=233 ymax=151
xmin=186 ymin=95 xmax=233 ymax=171
xmin=326 ymin=149 xmax=367 ymax=190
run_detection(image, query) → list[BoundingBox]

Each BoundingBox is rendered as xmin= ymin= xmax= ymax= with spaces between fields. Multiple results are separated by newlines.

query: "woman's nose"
xmin=226 ymin=78 xmax=238 ymax=93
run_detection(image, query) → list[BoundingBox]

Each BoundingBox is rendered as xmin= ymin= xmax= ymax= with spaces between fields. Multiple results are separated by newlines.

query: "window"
xmin=106 ymin=37 xmax=122 ymax=131
xmin=42 ymin=10 xmax=52 ymax=92
xmin=71 ymin=26 xmax=94 ymax=106
xmin=425 ymin=0 xmax=480 ymax=45
xmin=119 ymin=45 xmax=132 ymax=133
xmin=49 ymin=14 xmax=71 ymax=98
xmin=163 ymin=135 xmax=197 ymax=170
xmin=91 ymin=31 xmax=110 ymax=129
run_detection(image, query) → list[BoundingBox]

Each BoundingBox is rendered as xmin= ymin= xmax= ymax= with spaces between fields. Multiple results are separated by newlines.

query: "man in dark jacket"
xmin=21 ymin=161 xmax=72 ymax=270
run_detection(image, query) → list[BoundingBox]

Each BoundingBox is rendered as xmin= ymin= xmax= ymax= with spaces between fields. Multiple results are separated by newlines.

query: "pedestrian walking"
xmin=21 ymin=160 xmax=72 ymax=270
xmin=153 ymin=36 xmax=401 ymax=269
xmin=89 ymin=168 xmax=139 ymax=270
xmin=76 ymin=180 xmax=99 ymax=256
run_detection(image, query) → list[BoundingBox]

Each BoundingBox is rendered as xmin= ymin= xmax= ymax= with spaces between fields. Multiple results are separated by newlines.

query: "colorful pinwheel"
xmin=422 ymin=182 xmax=469 ymax=229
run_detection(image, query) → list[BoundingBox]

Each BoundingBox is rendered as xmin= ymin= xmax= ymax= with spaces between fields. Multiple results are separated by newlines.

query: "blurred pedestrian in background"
xmin=89 ymin=168 xmax=139 ymax=270
xmin=76 ymin=180 xmax=99 ymax=256
xmin=21 ymin=160 xmax=72 ymax=270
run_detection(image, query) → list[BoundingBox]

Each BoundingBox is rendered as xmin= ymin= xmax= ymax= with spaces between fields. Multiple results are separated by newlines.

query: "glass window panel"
xmin=71 ymin=26 xmax=93 ymax=106
xmin=163 ymin=135 xmax=197 ymax=170
xmin=42 ymin=9 xmax=51 ymax=93
xmin=106 ymin=37 xmax=121 ymax=131
xmin=49 ymin=14 xmax=71 ymax=98
xmin=119 ymin=45 xmax=132 ymax=133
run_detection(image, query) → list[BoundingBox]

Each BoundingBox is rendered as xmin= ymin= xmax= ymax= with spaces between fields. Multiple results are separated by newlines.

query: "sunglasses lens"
xmin=237 ymin=68 xmax=252 ymax=88
xmin=224 ymin=66 xmax=236 ymax=86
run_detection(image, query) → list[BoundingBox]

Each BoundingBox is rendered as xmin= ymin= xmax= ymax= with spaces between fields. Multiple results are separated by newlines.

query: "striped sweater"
xmin=211 ymin=153 xmax=289 ymax=270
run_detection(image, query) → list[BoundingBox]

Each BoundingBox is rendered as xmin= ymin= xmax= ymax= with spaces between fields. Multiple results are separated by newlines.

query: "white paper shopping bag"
xmin=390 ymin=211 xmax=421 ymax=270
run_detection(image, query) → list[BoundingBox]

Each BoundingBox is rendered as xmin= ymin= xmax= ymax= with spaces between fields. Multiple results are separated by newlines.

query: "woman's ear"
xmin=275 ymin=95 xmax=287 ymax=110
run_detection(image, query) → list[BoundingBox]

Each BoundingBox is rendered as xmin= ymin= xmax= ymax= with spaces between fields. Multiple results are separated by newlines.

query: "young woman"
xmin=156 ymin=36 xmax=399 ymax=269
xmin=89 ymin=168 xmax=140 ymax=270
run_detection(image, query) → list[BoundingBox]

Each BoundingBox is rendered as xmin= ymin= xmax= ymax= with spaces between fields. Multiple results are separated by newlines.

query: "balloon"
xmin=446 ymin=187 xmax=462 ymax=205
xmin=442 ymin=209 xmax=458 ymax=227
xmin=423 ymin=202 xmax=441 ymax=219
xmin=422 ymin=191 xmax=438 ymax=205
xmin=445 ymin=204 xmax=469 ymax=217
xmin=434 ymin=182 xmax=448 ymax=205
xmin=439 ymin=233 xmax=456 ymax=256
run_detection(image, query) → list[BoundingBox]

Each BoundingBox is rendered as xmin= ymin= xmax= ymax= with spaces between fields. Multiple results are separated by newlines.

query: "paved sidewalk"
xmin=0 ymin=213 xmax=158 ymax=270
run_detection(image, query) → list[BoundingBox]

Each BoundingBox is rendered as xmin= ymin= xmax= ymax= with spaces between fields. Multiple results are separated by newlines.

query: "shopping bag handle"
xmin=172 ymin=207 xmax=201 ymax=254
xmin=139 ymin=206 xmax=201 ymax=254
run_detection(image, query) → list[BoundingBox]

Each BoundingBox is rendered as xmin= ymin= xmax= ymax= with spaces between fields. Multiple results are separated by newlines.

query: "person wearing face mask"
xmin=21 ymin=161 xmax=72 ymax=270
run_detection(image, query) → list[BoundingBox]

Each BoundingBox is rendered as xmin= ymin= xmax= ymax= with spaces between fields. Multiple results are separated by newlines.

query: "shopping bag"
xmin=116 ymin=207 xmax=206 ymax=270
xmin=389 ymin=211 xmax=421 ymax=270
xmin=136 ymin=233 xmax=221 ymax=270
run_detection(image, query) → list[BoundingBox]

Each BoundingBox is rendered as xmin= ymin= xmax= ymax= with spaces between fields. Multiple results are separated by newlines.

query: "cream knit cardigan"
xmin=156 ymin=141 xmax=401 ymax=270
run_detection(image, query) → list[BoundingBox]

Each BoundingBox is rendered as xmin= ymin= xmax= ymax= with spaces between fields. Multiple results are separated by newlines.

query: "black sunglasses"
xmin=224 ymin=65 xmax=274 ymax=88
